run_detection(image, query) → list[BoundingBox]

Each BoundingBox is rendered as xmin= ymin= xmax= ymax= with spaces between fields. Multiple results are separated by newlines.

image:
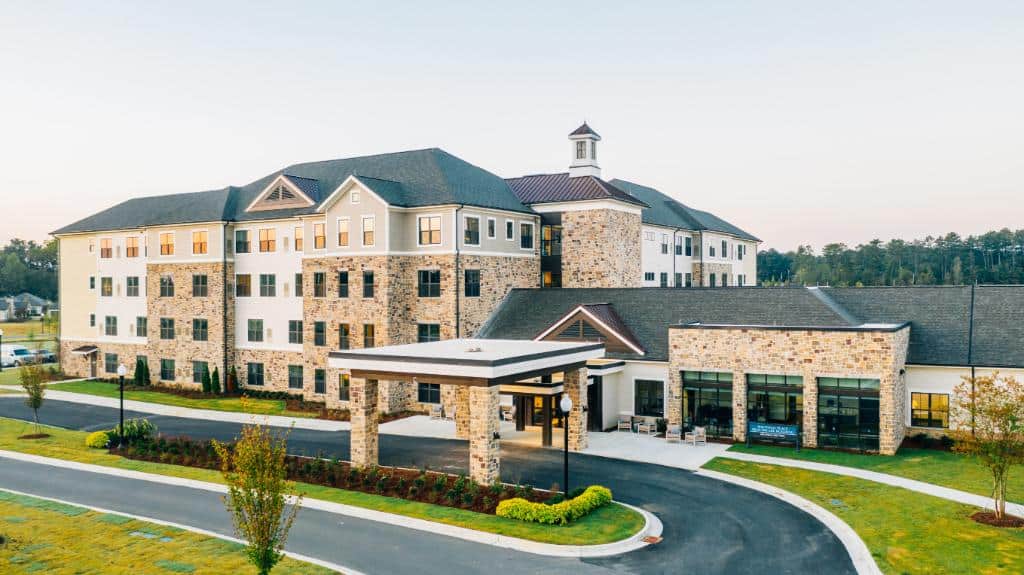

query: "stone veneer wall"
xmin=60 ymin=340 xmax=147 ymax=379
xmin=458 ymin=254 xmax=539 ymax=337
xmin=692 ymin=262 xmax=732 ymax=287
xmin=560 ymin=209 xmax=641 ymax=288
xmin=667 ymin=325 xmax=910 ymax=454
xmin=234 ymin=348 xmax=305 ymax=393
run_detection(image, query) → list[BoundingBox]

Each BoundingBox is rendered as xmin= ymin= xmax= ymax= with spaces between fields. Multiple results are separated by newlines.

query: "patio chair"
xmin=617 ymin=414 xmax=633 ymax=432
xmin=685 ymin=426 xmax=707 ymax=446
xmin=501 ymin=406 xmax=515 ymax=422
xmin=666 ymin=425 xmax=682 ymax=443
xmin=636 ymin=418 xmax=656 ymax=435
xmin=444 ymin=406 xmax=456 ymax=421
xmin=429 ymin=405 xmax=443 ymax=420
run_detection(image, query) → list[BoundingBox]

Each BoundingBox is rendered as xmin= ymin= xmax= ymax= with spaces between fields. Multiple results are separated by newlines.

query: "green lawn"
xmin=0 ymin=489 xmax=332 ymax=574
xmin=728 ymin=443 xmax=1022 ymax=504
xmin=0 ymin=417 xmax=644 ymax=546
xmin=47 ymin=380 xmax=318 ymax=419
xmin=706 ymin=458 xmax=1024 ymax=575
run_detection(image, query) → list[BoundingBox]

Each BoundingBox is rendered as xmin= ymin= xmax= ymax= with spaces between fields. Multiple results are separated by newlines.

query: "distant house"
xmin=0 ymin=293 xmax=53 ymax=321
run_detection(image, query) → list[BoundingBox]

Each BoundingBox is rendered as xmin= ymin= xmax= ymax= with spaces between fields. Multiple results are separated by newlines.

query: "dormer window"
xmin=576 ymin=141 xmax=586 ymax=160
xmin=246 ymin=175 xmax=316 ymax=212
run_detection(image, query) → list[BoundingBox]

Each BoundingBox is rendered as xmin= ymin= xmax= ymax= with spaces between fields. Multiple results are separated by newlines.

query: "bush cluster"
xmin=495 ymin=485 xmax=612 ymax=525
xmin=85 ymin=430 xmax=110 ymax=448
xmin=111 ymin=418 xmax=157 ymax=444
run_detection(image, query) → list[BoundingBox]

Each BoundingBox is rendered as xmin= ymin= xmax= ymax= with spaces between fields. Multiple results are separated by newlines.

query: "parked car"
xmin=0 ymin=345 xmax=33 ymax=367
xmin=31 ymin=349 xmax=56 ymax=364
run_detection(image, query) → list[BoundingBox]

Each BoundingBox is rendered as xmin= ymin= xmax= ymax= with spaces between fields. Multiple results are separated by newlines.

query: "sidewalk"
xmin=717 ymin=450 xmax=1024 ymax=517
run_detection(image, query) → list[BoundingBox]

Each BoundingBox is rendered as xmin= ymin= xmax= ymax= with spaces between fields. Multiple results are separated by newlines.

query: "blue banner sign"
xmin=748 ymin=422 xmax=799 ymax=439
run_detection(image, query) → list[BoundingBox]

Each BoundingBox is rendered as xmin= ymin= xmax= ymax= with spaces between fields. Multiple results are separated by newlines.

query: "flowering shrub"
xmin=496 ymin=485 xmax=612 ymax=525
xmin=85 ymin=431 xmax=110 ymax=449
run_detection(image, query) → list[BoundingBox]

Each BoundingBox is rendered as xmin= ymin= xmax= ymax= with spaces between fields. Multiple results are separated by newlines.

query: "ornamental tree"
xmin=951 ymin=373 xmax=1024 ymax=520
xmin=19 ymin=365 xmax=45 ymax=434
xmin=213 ymin=424 xmax=301 ymax=575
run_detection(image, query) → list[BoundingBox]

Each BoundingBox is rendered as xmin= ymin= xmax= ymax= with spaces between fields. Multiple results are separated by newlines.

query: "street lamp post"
xmin=116 ymin=363 xmax=127 ymax=447
xmin=0 ymin=328 xmax=4 ymax=373
xmin=559 ymin=393 xmax=573 ymax=497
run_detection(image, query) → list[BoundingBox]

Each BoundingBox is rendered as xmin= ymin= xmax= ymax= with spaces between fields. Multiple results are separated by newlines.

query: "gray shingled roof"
xmin=610 ymin=179 xmax=760 ymax=241
xmin=504 ymin=173 xmax=648 ymax=207
xmin=569 ymin=123 xmax=600 ymax=138
xmin=53 ymin=148 xmax=533 ymax=235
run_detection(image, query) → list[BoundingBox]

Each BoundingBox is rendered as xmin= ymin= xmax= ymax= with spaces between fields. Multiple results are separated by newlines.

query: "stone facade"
xmin=563 ymin=367 xmax=589 ymax=451
xmin=457 ymin=254 xmax=539 ymax=337
xmin=59 ymin=340 xmax=147 ymax=379
xmin=454 ymin=385 xmax=470 ymax=439
xmin=560 ymin=209 xmax=641 ymax=288
xmin=692 ymin=262 xmax=732 ymax=287
xmin=668 ymin=324 xmax=910 ymax=454
xmin=468 ymin=385 xmax=500 ymax=484
xmin=349 ymin=377 xmax=379 ymax=467
xmin=234 ymin=348 xmax=305 ymax=393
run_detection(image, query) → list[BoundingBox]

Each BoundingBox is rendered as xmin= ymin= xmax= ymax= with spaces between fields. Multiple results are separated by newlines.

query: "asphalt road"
xmin=0 ymin=398 xmax=856 ymax=575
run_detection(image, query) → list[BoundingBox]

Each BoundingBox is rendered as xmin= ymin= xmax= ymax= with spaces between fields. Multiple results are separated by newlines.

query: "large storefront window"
xmin=634 ymin=380 xmax=664 ymax=417
xmin=747 ymin=374 xmax=803 ymax=427
xmin=682 ymin=371 xmax=733 ymax=438
xmin=818 ymin=377 xmax=880 ymax=451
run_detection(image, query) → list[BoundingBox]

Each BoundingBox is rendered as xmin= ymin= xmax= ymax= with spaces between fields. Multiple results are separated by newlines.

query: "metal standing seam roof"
xmin=504 ymin=173 xmax=648 ymax=207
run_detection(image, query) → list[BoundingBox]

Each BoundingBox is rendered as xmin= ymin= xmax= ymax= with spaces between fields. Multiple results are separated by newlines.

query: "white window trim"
xmin=416 ymin=213 xmax=443 ymax=247
xmin=518 ymin=221 xmax=535 ymax=251
xmin=312 ymin=222 xmax=326 ymax=251
xmin=191 ymin=230 xmax=209 ymax=256
xmin=257 ymin=227 xmax=277 ymax=254
xmin=486 ymin=217 xmax=496 ymax=239
xmin=336 ymin=217 xmax=350 ymax=248
xmin=463 ymin=214 xmax=481 ymax=247
xmin=158 ymin=232 xmax=175 ymax=257
xmin=361 ymin=215 xmax=375 ymax=248
xmin=234 ymin=228 xmax=252 ymax=255
xmin=505 ymin=219 xmax=515 ymax=241
xmin=351 ymin=190 xmax=361 ymax=204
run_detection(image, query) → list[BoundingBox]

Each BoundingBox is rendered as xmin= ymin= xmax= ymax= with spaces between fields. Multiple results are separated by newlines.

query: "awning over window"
xmin=71 ymin=345 xmax=99 ymax=356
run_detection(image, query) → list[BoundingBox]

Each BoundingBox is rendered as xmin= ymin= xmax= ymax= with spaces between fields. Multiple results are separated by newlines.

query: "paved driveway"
xmin=0 ymin=398 xmax=856 ymax=575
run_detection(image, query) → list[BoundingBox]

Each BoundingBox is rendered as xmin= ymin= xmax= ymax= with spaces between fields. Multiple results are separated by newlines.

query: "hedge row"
xmin=495 ymin=485 xmax=613 ymax=525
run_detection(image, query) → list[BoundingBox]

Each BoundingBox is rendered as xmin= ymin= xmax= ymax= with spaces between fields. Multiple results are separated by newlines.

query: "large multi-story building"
xmin=53 ymin=124 xmax=759 ymax=414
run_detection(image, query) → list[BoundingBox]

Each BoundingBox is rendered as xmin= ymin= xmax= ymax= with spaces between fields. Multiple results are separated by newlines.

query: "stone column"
xmin=878 ymin=369 xmax=901 ymax=455
xmin=563 ymin=367 xmax=589 ymax=451
xmin=469 ymin=385 xmax=500 ymax=484
xmin=732 ymin=369 xmax=747 ymax=442
xmin=350 ymin=378 xmax=379 ymax=468
xmin=802 ymin=370 xmax=818 ymax=448
xmin=667 ymin=368 xmax=683 ymax=427
xmin=455 ymin=385 xmax=470 ymax=440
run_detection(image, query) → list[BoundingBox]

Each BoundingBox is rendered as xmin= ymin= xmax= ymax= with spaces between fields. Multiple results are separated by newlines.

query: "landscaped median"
xmin=0 ymin=417 xmax=649 ymax=549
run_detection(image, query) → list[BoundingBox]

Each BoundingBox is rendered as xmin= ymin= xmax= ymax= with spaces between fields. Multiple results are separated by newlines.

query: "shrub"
xmin=85 ymin=431 xmax=110 ymax=449
xmin=201 ymin=369 xmax=212 ymax=394
xmin=114 ymin=418 xmax=157 ymax=444
xmin=210 ymin=367 xmax=221 ymax=394
xmin=496 ymin=485 xmax=612 ymax=525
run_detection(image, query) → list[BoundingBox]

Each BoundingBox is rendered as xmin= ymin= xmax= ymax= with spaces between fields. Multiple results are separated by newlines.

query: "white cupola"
xmin=568 ymin=122 xmax=601 ymax=178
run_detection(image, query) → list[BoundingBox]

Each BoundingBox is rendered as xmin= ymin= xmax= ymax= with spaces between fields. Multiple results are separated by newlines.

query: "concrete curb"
xmin=0 ymin=449 xmax=658 ymax=558
xmin=0 ymin=485 xmax=361 ymax=575
xmin=696 ymin=468 xmax=882 ymax=575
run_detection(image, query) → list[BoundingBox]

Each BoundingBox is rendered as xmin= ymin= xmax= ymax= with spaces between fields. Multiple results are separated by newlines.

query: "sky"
xmin=1 ymin=1 xmax=1022 ymax=252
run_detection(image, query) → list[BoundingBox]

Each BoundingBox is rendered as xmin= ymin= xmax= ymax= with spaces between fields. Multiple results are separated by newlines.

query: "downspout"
xmin=698 ymin=230 xmax=705 ymax=286
xmin=967 ymin=282 xmax=977 ymax=431
xmin=222 ymin=223 xmax=229 ymax=384
xmin=454 ymin=205 xmax=463 ymax=338
xmin=672 ymin=229 xmax=678 ymax=287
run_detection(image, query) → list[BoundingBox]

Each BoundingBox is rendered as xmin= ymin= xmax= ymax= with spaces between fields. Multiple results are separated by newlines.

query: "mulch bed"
xmin=971 ymin=511 xmax=1024 ymax=528
xmin=111 ymin=435 xmax=560 ymax=515
xmin=17 ymin=433 xmax=50 ymax=440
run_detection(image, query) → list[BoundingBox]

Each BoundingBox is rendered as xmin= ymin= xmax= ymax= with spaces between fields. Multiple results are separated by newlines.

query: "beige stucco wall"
xmin=58 ymin=234 xmax=97 ymax=340
xmin=145 ymin=223 xmax=225 ymax=263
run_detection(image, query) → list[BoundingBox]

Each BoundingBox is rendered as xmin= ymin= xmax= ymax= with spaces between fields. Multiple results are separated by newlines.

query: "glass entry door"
xmin=817 ymin=378 xmax=880 ymax=451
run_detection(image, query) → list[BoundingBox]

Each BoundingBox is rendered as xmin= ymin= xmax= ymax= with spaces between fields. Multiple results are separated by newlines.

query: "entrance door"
xmin=587 ymin=376 xmax=603 ymax=431
xmin=89 ymin=354 xmax=97 ymax=378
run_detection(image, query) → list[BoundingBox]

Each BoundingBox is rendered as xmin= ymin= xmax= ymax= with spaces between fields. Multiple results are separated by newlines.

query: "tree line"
xmin=0 ymin=238 xmax=58 ymax=300
xmin=757 ymin=228 xmax=1024 ymax=286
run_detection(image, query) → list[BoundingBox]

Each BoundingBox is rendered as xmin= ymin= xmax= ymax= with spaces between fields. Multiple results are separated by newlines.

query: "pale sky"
xmin=2 ymin=1 xmax=1022 ymax=251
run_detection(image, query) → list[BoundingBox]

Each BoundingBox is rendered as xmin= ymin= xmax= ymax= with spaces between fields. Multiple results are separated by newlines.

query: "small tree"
xmin=951 ymin=373 xmax=1024 ymax=520
xmin=211 ymin=367 xmax=221 ymax=394
xmin=134 ymin=357 xmax=145 ymax=387
xmin=213 ymin=425 xmax=301 ymax=575
xmin=19 ymin=365 xmax=45 ymax=434
xmin=201 ymin=367 xmax=212 ymax=394
xmin=228 ymin=365 xmax=238 ymax=394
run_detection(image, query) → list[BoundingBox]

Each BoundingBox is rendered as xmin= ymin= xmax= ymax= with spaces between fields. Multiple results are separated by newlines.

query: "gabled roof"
xmin=569 ymin=123 xmax=600 ymax=138
xmin=534 ymin=303 xmax=645 ymax=355
xmin=505 ymin=173 xmax=648 ymax=207
xmin=53 ymin=148 xmax=533 ymax=235
xmin=610 ymin=179 xmax=759 ymax=241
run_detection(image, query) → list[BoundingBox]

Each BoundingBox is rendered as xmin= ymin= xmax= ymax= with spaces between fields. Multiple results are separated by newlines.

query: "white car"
xmin=0 ymin=345 xmax=33 ymax=368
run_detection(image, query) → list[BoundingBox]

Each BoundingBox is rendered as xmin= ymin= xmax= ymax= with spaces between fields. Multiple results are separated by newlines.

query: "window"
xmin=351 ymin=190 xmax=360 ymax=204
xmin=247 ymin=319 xmax=263 ymax=342
xmin=136 ymin=316 xmax=147 ymax=337
xmin=520 ymin=222 xmax=534 ymax=249
xmin=337 ymin=218 xmax=350 ymax=247
xmin=685 ymin=237 xmax=692 ymax=256
xmin=160 ymin=275 xmax=174 ymax=297
xmin=294 ymin=226 xmax=303 ymax=251
xmin=635 ymin=380 xmax=665 ymax=417
xmin=681 ymin=371 xmax=735 ymax=438
xmin=747 ymin=374 xmax=804 ymax=427
xmin=313 ymin=272 xmax=326 ymax=297
xmin=294 ymin=273 xmax=303 ymax=297
xmin=660 ymin=272 xmax=668 ymax=287
xmin=90 ymin=314 xmax=95 ymax=327
xmin=591 ymin=140 xmax=597 ymax=159
xmin=235 ymin=230 xmax=250 ymax=253
xmin=418 ymin=216 xmax=441 ymax=245
xmin=644 ymin=231 xmax=655 ymax=241
xmin=339 ymin=373 xmax=350 ymax=401
xmin=644 ymin=272 xmax=655 ymax=282
xmin=338 ymin=324 xmax=350 ymax=350
xmin=911 ymin=393 xmax=949 ymax=428
xmin=235 ymin=274 xmax=251 ymax=297
xmin=661 ymin=234 xmax=669 ymax=254
xmin=338 ymin=271 xmax=348 ymax=298
xmin=160 ymin=359 xmax=175 ymax=381
xmin=362 ymin=217 xmax=375 ymax=246
xmin=685 ymin=273 xmax=693 ymax=287
xmin=505 ymin=220 xmax=514 ymax=240
xmin=192 ymin=231 xmax=208 ymax=255
xmin=738 ymin=274 xmax=746 ymax=287
xmin=288 ymin=320 xmax=303 ymax=344
xmin=721 ymin=273 xmax=728 ymax=287
xmin=259 ymin=274 xmax=276 ymax=297
xmin=675 ymin=236 xmax=683 ymax=256
xmin=709 ymin=273 xmax=716 ymax=287
xmin=464 ymin=216 xmax=480 ymax=245
xmin=160 ymin=232 xmax=174 ymax=255
xmin=126 ymin=237 xmax=139 ymax=258
xmin=541 ymin=225 xmax=562 ymax=256
xmin=89 ymin=276 xmax=95 ymax=290
xmin=817 ymin=377 xmax=881 ymax=451
xmin=363 ymin=324 xmax=375 ymax=348
xmin=288 ymin=365 xmax=303 ymax=390
xmin=418 ymin=382 xmax=441 ymax=404
xmin=192 ymin=361 xmax=208 ymax=384
xmin=192 ymin=318 xmax=208 ymax=342
xmin=160 ymin=318 xmax=175 ymax=340
xmin=247 ymin=363 xmax=264 ymax=386
xmin=100 ymin=238 xmax=113 ymax=258
xmin=418 ymin=270 xmax=440 ymax=297
xmin=105 ymin=353 xmax=118 ymax=373
xmin=313 ymin=223 xmax=326 ymax=249
xmin=464 ymin=269 xmax=480 ymax=297
xmin=738 ymin=244 xmax=745 ymax=260
xmin=104 ymin=315 xmax=117 ymax=336
xmin=314 ymin=321 xmax=326 ymax=346
xmin=101 ymin=277 xmax=113 ymax=297
xmin=674 ymin=272 xmax=682 ymax=287
xmin=418 ymin=323 xmax=440 ymax=343
xmin=259 ymin=228 xmax=276 ymax=252
xmin=192 ymin=274 xmax=208 ymax=297
xmin=575 ymin=140 xmax=586 ymax=159
xmin=314 ymin=369 xmax=326 ymax=394
xmin=362 ymin=271 xmax=374 ymax=298
xmin=89 ymin=239 xmax=94 ymax=253
xmin=708 ymin=245 xmax=716 ymax=258
xmin=722 ymin=240 xmax=728 ymax=258
xmin=487 ymin=218 xmax=496 ymax=239
xmin=126 ymin=276 xmax=139 ymax=297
